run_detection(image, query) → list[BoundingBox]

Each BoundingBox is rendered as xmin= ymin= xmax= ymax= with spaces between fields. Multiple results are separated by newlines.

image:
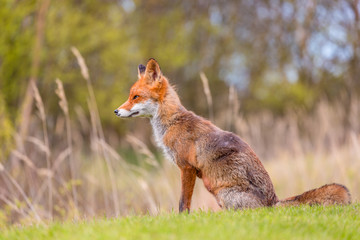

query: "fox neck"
xmin=151 ymin=83 xmax=184 ymax=124
xmin=150 ymin=84 xmax=185 ymax=163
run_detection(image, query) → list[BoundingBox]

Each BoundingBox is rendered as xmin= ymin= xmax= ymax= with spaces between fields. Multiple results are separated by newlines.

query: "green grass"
xmin=2 ymin=205 xmax=360 ymax=240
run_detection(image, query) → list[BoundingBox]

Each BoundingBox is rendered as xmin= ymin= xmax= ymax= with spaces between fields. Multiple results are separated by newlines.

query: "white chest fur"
xmin=150 ymin=116 xmax=176 ymax=163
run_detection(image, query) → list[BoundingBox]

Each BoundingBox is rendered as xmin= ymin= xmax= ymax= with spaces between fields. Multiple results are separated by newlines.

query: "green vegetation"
xmin=2 ymin=205 xmax=359 ymax=240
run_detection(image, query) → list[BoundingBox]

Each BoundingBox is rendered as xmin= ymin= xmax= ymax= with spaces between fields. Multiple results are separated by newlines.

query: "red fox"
xmin=114 ymin=58 xmax=351 ymax=212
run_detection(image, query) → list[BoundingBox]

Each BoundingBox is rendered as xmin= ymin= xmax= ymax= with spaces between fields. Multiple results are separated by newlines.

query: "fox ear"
xmin=145 ymin=58 xmax=162 ymax=83
xmin=138 ymin=64 xmax=146 ymax=78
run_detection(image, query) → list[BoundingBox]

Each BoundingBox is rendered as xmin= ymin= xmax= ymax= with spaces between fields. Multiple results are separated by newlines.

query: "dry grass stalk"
xmin=137 ymin=178 xmax=158 ymax=214
xmin=26 ymin=136 xmax=50 ymax=156
xmin=199 ymin=72 xmax=214 ymax=122
xmin=12 ymin=151 xmax=53 ymax=178
xmin=31 ymin=148 xmax=71 ymax=208
xmin=51 ymin=148 xmax=71 ymax=172
xmin=0 ymin=195 xmax=26 ymax=217
xmin=0 ymin=164 xmax=43 ymax=223
xmin=126 ymin=135 xmax=158 ymax=167
xmin=31 ymin=82 xmax=52 ymax=219
xmin=55 ymin=79 xmax=78 ymax=215
xmin=72 ymin=47 xmax=120 ymax=216
xmin=70 ymin=47 xmax=89 ymax=81
xmin=86 ymin=100 xmax=111 ymax=215
xmin=227 ymin=85 xmax=240 ymax=131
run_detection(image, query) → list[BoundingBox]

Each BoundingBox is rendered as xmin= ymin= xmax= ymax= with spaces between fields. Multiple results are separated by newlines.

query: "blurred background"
xmin=0 ymin=0 xmax=360 ymax=225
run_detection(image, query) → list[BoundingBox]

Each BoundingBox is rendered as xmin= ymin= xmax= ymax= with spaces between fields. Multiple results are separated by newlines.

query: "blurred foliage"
xmin=0 ymin=0 xmax=359 ymax=134
xmin=0 ymin=0 xmax=35 ymax=113
xmin=0 ymin=92 xmax=14 ymax=161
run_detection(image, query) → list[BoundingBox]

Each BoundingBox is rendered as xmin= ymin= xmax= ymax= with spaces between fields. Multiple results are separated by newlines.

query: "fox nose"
xmin=114 ymin=109 xmax=119 ymax=114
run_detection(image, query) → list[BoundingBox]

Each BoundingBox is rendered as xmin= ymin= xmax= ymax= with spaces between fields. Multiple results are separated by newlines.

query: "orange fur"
xmin=115 ymin=58 xmax=351 ymax=212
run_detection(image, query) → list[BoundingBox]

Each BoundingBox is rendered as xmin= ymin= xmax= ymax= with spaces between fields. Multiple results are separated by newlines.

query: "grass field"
xmin=2 ymin=204 xmax=359 ymax=240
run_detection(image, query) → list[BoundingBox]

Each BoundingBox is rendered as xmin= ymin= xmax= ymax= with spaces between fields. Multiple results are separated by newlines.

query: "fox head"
xmin=114 ymin=58 xmax=168 ymax=118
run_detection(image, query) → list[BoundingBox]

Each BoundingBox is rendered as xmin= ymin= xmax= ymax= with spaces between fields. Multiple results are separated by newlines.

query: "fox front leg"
xmin=179 ymin=166 xmax=197 ymax=213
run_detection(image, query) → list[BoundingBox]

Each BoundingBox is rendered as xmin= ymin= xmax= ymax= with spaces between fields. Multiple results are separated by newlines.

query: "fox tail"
xmin=277 ymin=183 xmax=351 ymax=207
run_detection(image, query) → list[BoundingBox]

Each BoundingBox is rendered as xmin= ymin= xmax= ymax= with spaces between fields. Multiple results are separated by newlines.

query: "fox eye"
xmin=133 ymin=95 xmax=139 ymax=100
